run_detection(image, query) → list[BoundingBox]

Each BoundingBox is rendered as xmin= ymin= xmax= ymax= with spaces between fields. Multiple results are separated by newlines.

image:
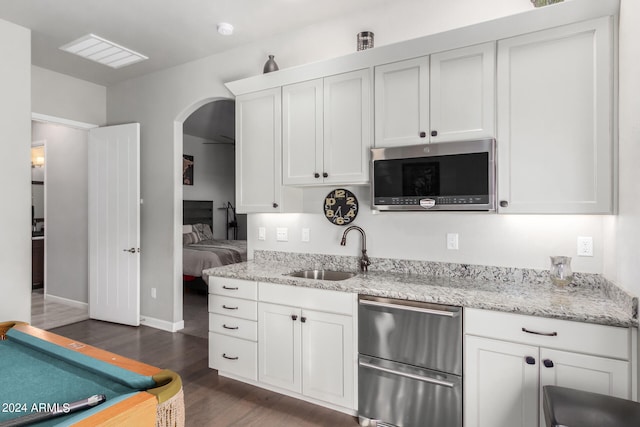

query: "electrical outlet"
xmin=276 ymin=227 xmax=288 ymax=242
xmin=258 ymin=227 xmax=266 ymax=241
xmin=577 ymin=236 xmax=593 ymax=257
xmin=447 ymin=233 xmax=459 ymax=250
xmin=301 ymin=228 xmax=310 ymax=242
xmin=151 ymin=288 xmax=157 ymax=299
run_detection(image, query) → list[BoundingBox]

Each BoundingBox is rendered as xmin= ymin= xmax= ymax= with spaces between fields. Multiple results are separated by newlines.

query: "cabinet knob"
xmin=314 ymin=173 xmax=320 ymax=178
xmin=543 ymin=359 xmax=554 ymax=368
xmin=419 ymin=131 xmax=426 ymax=138
xmin=499 ymin=200 xmax=509 ymax=208
xmin=291 ymin=314 xmax=298 ymax=321
xmin=431 ymin=130 xmax=438 ymax=137
xmin=272 ymin=202 xmax=278 ymax=208
xmin=322 ymin=172 xmax=328 ymax=178
xmin=300 ymin=316 xmax=307 ymax=323
xmin=525 ymin=356 xmax=536 ymax=365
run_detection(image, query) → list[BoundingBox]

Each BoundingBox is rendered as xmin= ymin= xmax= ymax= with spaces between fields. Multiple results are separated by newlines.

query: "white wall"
xmin=183 ymin=134 xmax=236 ymax=240
xmin=249 ymin=187 xmax=607 ymax=273
xmin=32 ymin=66 xmax=106 ymax=126
xmin=0 ymin=18 xmax=31 ymax=322
xmin=32 ymin=122 xmax=89 ymax=304
xmin=108 ymin=0 xmax=605 ymax=326
xmin=608 ymin=1 xmax=640 ymax=296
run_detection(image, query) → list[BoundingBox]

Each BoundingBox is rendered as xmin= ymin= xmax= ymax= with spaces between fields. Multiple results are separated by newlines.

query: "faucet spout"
xmin=340 ymin=225 xmax=371 ymax=272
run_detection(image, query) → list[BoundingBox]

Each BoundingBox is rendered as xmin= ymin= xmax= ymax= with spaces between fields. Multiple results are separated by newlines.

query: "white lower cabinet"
xmin=209 ymin=277 xmax=357 ymax=414
xmin=464 ymin=308 xmax=632 ymax=427
xmin=258 ymin=283 xmax=355 ymax=411
xmin=208 ymin=277 xmax=258 ymax=381
xmin=258 ymin=302 xmax=354 ymax=408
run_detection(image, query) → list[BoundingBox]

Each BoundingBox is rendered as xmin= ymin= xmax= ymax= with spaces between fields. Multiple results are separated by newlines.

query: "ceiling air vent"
xmin=59 ymin=34 xmax=148 ymax=69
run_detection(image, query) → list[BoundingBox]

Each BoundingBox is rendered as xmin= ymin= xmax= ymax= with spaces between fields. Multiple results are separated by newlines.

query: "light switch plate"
xmin=301 ymin=228 xmax=310 ymax=242
xmin=276 ymin=227 xmax=288 ymax=242
xmin=258 ymin=227 xmax=266 ymax=241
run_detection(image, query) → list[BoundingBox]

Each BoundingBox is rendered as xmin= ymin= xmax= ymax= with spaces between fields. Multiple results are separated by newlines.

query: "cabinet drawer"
xmin=209 ymin=295 xmax=258 ymax=321
xmin=209 ymin=332 xmax=257 ymax=381
xmin=465 ymin=308 xmax=629 ymax=360
xmin=209 ymin=277 xmax=257 ymax=300
xmin=209 ymin=313 xmax=257 ymax=341
xmin=259 ymin=282 xmax=354 ymax=315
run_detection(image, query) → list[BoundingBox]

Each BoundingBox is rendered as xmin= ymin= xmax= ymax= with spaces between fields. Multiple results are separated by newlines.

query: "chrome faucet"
xmin=340 ymin=225 xmax=371 ymax=272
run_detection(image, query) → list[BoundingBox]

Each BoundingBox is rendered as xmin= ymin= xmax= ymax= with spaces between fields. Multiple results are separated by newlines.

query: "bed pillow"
xmin=182 ymin=224 xmax=193 ymax=233
xmin=182 ymin=231 xmax=201 ymax=245
xmin=193 ymin=223 xmax=214 ymax=240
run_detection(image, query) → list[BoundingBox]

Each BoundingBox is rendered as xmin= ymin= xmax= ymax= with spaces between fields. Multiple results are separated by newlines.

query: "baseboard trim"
xmin=140 ymin=316 xmax=184 ymax=333
xmin=44 ymin=294 xmax=88 ymax=310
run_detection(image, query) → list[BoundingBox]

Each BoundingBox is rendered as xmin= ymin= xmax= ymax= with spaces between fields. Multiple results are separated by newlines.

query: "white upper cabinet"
xmin=374 ymin=56 xmax=430 ymax=148
xmin=236 ymin=88 xmax=302 ymax=213
xmin=496 ymin=17 xmax=613 ymax=214
xmin=430 ymin=43 xmax=496 ymax=143
xmin=282 ymin=79 xmax=323 ymax=185
xmin=283 ymin=69 xmax=371 ymax=185
xmin=374 ymin=42 xmax=495 ymax=148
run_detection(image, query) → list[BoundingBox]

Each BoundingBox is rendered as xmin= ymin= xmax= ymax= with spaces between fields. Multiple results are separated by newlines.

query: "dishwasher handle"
xmin=359 ymin=298 xmax=460 ymax=317
xmin=359 ymin=360 xmax=456 ymax=388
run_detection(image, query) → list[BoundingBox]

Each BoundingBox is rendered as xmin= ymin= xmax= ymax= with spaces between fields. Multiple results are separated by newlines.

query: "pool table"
xmin=0 ymin=321 xmax=184 ymax=427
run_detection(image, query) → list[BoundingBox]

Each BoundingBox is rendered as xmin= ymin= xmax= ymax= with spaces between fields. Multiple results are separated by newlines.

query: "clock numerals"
xmin=323 ymin=188 xmax=359 ymax=226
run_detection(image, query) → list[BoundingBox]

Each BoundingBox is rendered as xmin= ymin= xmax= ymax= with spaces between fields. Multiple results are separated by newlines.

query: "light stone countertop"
xmin=203 ymin=251 xmax=638 ymax=328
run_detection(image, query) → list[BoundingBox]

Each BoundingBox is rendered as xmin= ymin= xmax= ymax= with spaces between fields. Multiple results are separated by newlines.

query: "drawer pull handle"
xmin=525 ymin=356 xmax=536 ymax=365
xmin=522 ymin=327 xmax=557 ymax=337
xmin=359 ymin=361 xmax=455 ymax=388
xmin=360 ymin=299 xmax=460 ymax=317
xmin=222 ymin=305 xmax=239 ymax=310
xmin=301 ymin=316 xmax=307 ymax=323
xmin=222 ymin=286 xmax=239 ymax=290
xmin=543 ymin=359 xmax=555 ymax=368
xmin=222 ymin=353 xmax=239 ymax=360
xmin=223 ymin=324 xmax=239 ymax=330
xmin=291 ymin=315 xmax=298 ymax=321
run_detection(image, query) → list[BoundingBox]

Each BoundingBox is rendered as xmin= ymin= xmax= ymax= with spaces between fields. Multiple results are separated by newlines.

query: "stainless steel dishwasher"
xmin=358 ymin=295 xmax=463 ymax=427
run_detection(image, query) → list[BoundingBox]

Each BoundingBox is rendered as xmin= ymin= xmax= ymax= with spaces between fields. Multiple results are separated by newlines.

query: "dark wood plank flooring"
xmin=51 ymin=320 xmax=360 ymax=427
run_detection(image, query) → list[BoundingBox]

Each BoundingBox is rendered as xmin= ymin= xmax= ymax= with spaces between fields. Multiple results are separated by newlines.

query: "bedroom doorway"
xmin=177 ymin=97 xmax=246 ymax=338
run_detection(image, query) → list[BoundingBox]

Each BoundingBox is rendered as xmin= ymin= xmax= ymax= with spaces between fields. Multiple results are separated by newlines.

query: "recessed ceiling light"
xmin=217 ymin=22 xmax=234 ymax=36
xmin=59 ymin=34 xmax=148 ymax=69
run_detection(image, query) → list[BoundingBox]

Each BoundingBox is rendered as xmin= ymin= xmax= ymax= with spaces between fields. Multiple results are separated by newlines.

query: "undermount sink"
xmin=286 ymin=269 xmax=356 ymax=281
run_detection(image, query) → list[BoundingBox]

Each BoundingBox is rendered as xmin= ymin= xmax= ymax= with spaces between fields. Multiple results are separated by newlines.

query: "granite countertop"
xmin=204 ymin=251 xmax=638 ymax=328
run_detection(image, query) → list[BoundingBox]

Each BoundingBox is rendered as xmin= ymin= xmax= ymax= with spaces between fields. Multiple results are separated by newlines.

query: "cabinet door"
xmin=235 ymin=88 xmax=282 ymax=213
xmin=258 ymin=302 xmax=301 ymax=393
xmin=496 ymin=17 xmax=613 ymax=213
xmin=539 ymin=348 xmax=630 ymax=398
xmin=374 ymin=57 xmax=429 ymax=148
xmin=430 ymin=42 xmax=495 ymax=142
xmin=283 ymin=79 xmax=324 ymax=185
xmin=465 ymin=335 xmax=539 ymax=427
xmin=301 ymin=309 xmax=354 ymax=409
xmin=323 ymin=69 xmax=371 ymax=184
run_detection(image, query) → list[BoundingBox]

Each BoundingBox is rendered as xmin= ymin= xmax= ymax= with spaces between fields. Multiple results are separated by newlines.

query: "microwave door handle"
xmin=359 ymin=361 xmax=455 ymax=388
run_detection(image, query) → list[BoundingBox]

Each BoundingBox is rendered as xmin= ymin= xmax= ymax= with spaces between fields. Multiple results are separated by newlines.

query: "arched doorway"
xmin=174 ymin=97 xmax=243 ymax=337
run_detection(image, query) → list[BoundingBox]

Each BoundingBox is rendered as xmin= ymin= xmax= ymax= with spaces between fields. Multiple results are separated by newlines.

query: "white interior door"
xmin=88 ymin=123 xmax=140 ymax=325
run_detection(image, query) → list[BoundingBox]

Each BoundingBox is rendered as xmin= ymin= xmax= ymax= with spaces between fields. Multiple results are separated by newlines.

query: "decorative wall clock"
xmin=323 ymin=188 xmax=358 ymax=225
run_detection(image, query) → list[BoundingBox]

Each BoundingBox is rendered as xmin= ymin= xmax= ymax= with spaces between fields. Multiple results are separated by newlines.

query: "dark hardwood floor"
xmin=51 ymin=319 xmax=360 ymax=427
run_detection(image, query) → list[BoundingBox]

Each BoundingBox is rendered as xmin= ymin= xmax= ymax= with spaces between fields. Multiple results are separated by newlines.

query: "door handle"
xmin=123 ymin=248 xmax=137 ymax=253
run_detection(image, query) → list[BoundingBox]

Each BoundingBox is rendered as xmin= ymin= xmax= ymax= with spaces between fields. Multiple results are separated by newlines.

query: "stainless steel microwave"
xmin=370 ymin=138 xmax=496 ymax=211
